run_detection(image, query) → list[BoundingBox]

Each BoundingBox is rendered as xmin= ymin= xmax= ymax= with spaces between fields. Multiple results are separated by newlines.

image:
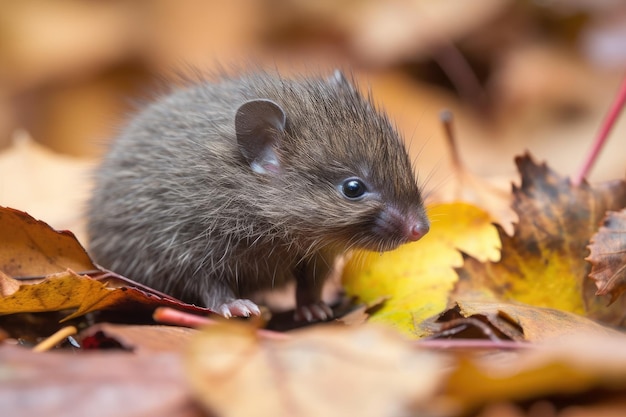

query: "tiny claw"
xmin=294 ymin=301 xmax=334 ymax=322
xmin=217 ymin=299 xmax=261 ymax=318
xmin=218 ymin=305 xmax=233 ymax=318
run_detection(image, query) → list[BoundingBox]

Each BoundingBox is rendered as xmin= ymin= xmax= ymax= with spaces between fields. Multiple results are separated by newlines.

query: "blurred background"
xmin=0 ymin=0 xmax=625 ymax=241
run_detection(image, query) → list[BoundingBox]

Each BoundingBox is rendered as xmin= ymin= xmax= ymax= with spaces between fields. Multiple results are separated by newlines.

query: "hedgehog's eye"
xmin=340 ymin=178 xmax=367 ymax=200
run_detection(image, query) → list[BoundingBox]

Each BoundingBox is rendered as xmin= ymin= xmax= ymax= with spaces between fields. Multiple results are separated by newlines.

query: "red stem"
xmin=573 ymin=75 xmax=626 ymax=185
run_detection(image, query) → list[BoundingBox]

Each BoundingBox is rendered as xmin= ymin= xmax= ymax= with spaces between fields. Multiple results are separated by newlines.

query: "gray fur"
xmin=87 ymin=71 xmax=429 ymax=312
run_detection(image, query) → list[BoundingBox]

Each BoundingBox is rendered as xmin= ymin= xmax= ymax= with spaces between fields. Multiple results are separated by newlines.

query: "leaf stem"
xmin=573 ymin=75 xmax=626 ymax=185
xmin=440 ymin=109 xmax=463 ymax=172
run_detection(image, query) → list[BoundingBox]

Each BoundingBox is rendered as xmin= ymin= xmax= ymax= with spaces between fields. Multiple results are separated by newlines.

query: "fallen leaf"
xmin=334 ymin=296 xmax=389 ymax=327
xmin=0 ymin=271 xmax=20 ymax=297
xmin=0 ymin=206 xmax=96 ymax=278
xmin=0 ymin=345 xmax=199 ymax=417
xmin=342 ymin=202 xmax=500 ymax=337
xmin=0 ymin=205 xmax=214 ymax=328
xmin=587 ymin=209 xmax=626 ymax=303
xmin=259 ymin=0 xmax=511 ymax=66
xmin=0 ymin=269 xmax=211 ymax=322
xmin=0 ymin=132 xmax=94 ymax=241
xmin=185 ymin=322 xmax=446 ymax=417
xmin=421 ymin=300 xmax=622 ymax=342
xmin=0 ymin=0 xmax=141 ymax=90
xmin=440 ymin=332 xmax=626 ymax=415
xmin=79 ymin=323 xmax=197 ymax=353
xmin=456 ymin=154 xmax=626 ymax=323
xmin=0 ymin=270 xmax=121 ymax=318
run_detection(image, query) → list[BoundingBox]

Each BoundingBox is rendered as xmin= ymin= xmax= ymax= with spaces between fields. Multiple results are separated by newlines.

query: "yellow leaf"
xmin=455 ymin=155 xmax=626 ymax=323
xmin=0 ymin=269 xmax=215 ymax=322
xmin=0 ymin=270 xmax=114 ymax=319
xmin=342 ymin=202 xmax=500 ymax=338
xmin=442 ymin=332 xmax=626 ymax=414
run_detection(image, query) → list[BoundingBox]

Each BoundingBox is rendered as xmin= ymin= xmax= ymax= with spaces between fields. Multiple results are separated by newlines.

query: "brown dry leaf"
xmin=0 ymin=0 xmax=142 ymax=90
xmin=0 ymin=345 xmax=199 ymax=417
xmin=0 ymin=206 xmax=96 ymax=278
xmin=80 ymin=324 xmax=197 ymax=353
xmin=469 ymin=398 xmax=626 ymax=417
xmin=456 ymin=154 xmax=626 ymax=324
xmin=489 ymin=43 xmax=626 ymax=183
xmin=185 ymin=322 xmax=446 ymax=417
xmin=421 ymin=300 xmax=622 ymax=342
xmin=0 ymin=133 xmax=94 ymax=237
xmin=260 ymin=0 xmax=511 ymax=65
xmin=335 ymin=296 xmax=389 ymax=326
xmin=439 ymin=332 xmax=626 ymax=416
xmin=587 ymin=209 xmax=626 ymax=303
xmin=0 ymin=205 xmax=214 ymax=322
xmin=350 ymin=0 xmax=511 ymax=65
xmin=146 ymin=1 xmax=264 ymax=70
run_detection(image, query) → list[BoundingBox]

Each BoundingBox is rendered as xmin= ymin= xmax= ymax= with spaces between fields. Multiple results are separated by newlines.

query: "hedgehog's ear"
xmin=235 ymin=99 xmax=286 ymax=175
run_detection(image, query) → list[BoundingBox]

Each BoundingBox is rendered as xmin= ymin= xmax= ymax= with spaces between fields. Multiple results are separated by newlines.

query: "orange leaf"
xmin=80 ymin=323 xmax=197 ymax=353
xmin=0 ymin=206 xmax=96 ymax=278
xmin=0 ymin=270 xmax=212 ymax=321
xmin=0 ymin=270 xmax=117 ymax=319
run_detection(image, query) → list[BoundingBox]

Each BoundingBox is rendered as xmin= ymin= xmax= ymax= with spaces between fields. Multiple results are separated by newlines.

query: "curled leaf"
xmin=587 ymin=209 xmax=626 ymax=303
xmin=0 ymin=206 xmax=96 ymax=278
xmin=421 ymin=299 xmax=621 ymax=342
xmin=0 ymin=269 xmax=212 ymax=321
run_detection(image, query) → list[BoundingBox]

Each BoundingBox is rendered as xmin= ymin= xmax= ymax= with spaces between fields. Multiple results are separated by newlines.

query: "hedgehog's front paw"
xmin=217 ymin=299 xmax=261 ymax=318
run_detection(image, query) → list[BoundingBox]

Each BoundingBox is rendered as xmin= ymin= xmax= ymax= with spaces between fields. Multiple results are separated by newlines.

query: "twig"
xmin=33 ymin=326 xmax=77 ymax=352
xmin=440 ymin=109 xmax=463 ymax=172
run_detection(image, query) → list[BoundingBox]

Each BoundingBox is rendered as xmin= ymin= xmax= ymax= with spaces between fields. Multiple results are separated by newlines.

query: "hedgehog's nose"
xmin=407 ymin=221 xmax=429 ymax=242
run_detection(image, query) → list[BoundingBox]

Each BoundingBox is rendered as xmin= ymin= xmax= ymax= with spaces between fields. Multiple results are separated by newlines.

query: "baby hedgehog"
xmin=87 ymin=70 xmax=429 ymax=321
